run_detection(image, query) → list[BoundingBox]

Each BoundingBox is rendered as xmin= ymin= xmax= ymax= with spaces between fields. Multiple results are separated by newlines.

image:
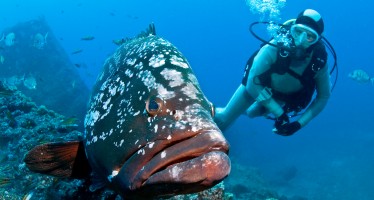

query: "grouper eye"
xmin=145 ymin=97 xmax=163 ymax=117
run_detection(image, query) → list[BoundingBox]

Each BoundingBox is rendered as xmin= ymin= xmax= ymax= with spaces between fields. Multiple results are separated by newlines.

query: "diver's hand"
xmin=213 ymin=107 xmax=230 ymax=131
xmin=274 ymin=112 xmax=289 ymax=130
xmin=273 ymin=121 xmax=301 ymax=136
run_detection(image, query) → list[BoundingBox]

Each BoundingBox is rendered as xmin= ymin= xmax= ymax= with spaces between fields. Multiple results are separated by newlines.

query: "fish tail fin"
xmin=24 ymin=141 xmax=91 ymax=179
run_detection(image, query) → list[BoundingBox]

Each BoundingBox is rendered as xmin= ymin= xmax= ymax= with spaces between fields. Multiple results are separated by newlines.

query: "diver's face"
xmin=291 ymin=24 xmax=319 ymax=49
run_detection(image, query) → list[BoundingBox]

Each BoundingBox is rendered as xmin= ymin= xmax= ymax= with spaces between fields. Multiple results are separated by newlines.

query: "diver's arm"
xmin=297 ymin=65 xmax=331 ymax=127
xmin=246 ymin=44 xmax=284 ymax=117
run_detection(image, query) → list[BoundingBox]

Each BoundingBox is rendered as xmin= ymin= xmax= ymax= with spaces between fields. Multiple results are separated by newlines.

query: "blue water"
xmin=1 ymin=0 xmax=374 ymax=199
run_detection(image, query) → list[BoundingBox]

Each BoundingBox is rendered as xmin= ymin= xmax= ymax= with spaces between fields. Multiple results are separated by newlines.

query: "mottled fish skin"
xmin=84 ymin=35 xmax=230 ymax=198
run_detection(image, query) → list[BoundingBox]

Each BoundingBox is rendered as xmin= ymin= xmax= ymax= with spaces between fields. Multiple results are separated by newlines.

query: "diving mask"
xmin=290 ymin=24 xmax=320 ymax=47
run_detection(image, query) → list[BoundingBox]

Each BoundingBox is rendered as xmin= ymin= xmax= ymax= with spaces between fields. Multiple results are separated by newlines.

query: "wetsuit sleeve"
xmin=297 ymin=64 xmax=331 ymax=127
xmin=245 ymin=44 xmax=284 ymax=117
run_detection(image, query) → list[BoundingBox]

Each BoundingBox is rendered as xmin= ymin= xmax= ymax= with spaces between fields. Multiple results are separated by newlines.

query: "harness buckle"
xmin=312 ymin=57 xmax=325 ymax=72
xmin=279 ymin=50 xmax=289 ymax=58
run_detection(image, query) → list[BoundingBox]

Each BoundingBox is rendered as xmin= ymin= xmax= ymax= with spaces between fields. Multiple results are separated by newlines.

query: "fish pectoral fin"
xmin=23 ymin=140 xmax=91 ymax=179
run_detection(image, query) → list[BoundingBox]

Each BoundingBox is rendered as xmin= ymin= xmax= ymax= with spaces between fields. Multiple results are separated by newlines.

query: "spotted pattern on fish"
xmin=85 ymin=36 xmax=210 ymax=145
xmin=83 ymin=34 xmax=230 ymax=198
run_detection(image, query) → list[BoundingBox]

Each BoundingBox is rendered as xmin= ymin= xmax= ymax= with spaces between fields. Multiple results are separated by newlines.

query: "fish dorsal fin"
xmin=23 ymin=141 xmax=91 ymax=179
xmin=115 ymin=23 xmax=157 ymax=46
xmin=137 ymin=23 xmax=156 ymax=38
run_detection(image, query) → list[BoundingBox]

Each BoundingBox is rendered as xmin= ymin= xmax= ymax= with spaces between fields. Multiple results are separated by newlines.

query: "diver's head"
xmin=291 ymin=9 xmax=324 ymax=49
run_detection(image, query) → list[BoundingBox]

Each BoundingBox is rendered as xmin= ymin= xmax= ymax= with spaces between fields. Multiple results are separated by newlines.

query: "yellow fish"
xmin=61 ymin=117 xmax=79 ymax=126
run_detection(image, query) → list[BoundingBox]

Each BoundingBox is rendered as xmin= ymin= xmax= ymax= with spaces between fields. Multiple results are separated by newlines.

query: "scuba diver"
xmin=214 ymin=9 xmax=335 ymax=136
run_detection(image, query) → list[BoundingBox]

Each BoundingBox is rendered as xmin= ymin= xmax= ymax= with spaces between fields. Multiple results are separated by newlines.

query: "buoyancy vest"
xmin=242 ymin=40 xmax=328 ymax=112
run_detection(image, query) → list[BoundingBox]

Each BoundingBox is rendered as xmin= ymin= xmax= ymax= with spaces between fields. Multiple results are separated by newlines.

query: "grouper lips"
xmin=115 ymin=129 xmax=230 ymax=196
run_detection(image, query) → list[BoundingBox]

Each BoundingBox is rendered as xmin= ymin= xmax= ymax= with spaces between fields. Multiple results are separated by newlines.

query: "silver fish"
xmin=348 ymin=69 xmax=371 ymax=84
xmin=0 ymin=32 xmax=15 ymax=47
xmin=23 ymin=74 xmax=37 ymax=90
xmin=33 ymin=32 xmax=48 ymax=49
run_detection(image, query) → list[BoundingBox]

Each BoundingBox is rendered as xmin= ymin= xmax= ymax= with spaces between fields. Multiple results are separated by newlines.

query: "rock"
xmin=0 ymin=17 xmax=90 ymax=130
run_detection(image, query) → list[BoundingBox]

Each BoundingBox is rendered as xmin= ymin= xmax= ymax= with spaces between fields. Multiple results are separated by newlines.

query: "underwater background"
xmin=1 ymin=0 xmax=374 ymax=199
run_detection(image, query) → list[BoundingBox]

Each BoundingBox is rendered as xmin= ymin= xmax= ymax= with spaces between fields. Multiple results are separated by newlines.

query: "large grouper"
xmin=24 ymin=24 xmax=231 ymax=199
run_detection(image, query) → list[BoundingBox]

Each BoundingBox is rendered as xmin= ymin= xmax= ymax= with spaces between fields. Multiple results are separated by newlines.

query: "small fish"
xmin=126 ymin=14 xmax=139 ymax=20
xmin=0 ymin=89 xmax=14 ymax=97
xmin=23 ymin=74 xmax=37 ymax=90
xmin=33 ymin=32 xmax=48 ymax=49
xmin=112 ymin=38 xmax=128 ymax=46
xmin=0 ymin=55 xmax=4 ymax=64
xmin=0 ymin=176 xmax=12 ymax=187
xmin=61 ymin=117 xmax=79 ymax=126
xmin=1 ymin=32 xmax=16 ymax=47
xmin=74 ymin=63 xmax=88 ymax=69
xmin=81 ymin=36 xmax=95 ymax=41
xmin=71 ymin=49 xmax=83 ymax=55
xmin=349 ymin=69 xmax=371 ymax=84
xmin=71 ymin=80 xmax=76 ymax=89
xmin=24 ymin=23 xmax=230 ymax=199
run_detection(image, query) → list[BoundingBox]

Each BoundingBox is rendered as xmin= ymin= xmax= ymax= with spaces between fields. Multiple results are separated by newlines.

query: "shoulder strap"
xmin=285 ymin=41 xmax=328 ymax=87
xmin=246 ymin=48 xmax=292 ymax=88
xmin=305 ymin=41 xmax=328 ymax=75
xmin=242 ymin=49 xmax=259 ymax=86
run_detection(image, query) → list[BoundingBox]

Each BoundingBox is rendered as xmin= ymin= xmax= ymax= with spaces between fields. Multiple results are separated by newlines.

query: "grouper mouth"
xmin=121 ymin=129 xmax=230 ymax=197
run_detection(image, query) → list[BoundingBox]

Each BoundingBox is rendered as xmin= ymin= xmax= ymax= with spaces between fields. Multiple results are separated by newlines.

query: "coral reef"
xmin=0 ymin=83 xmax=83 ymax=199
xmin=164 ymin=182 xmax=234 ymax=200
xmin=224 ymin=161 xmax=281 ymax=200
